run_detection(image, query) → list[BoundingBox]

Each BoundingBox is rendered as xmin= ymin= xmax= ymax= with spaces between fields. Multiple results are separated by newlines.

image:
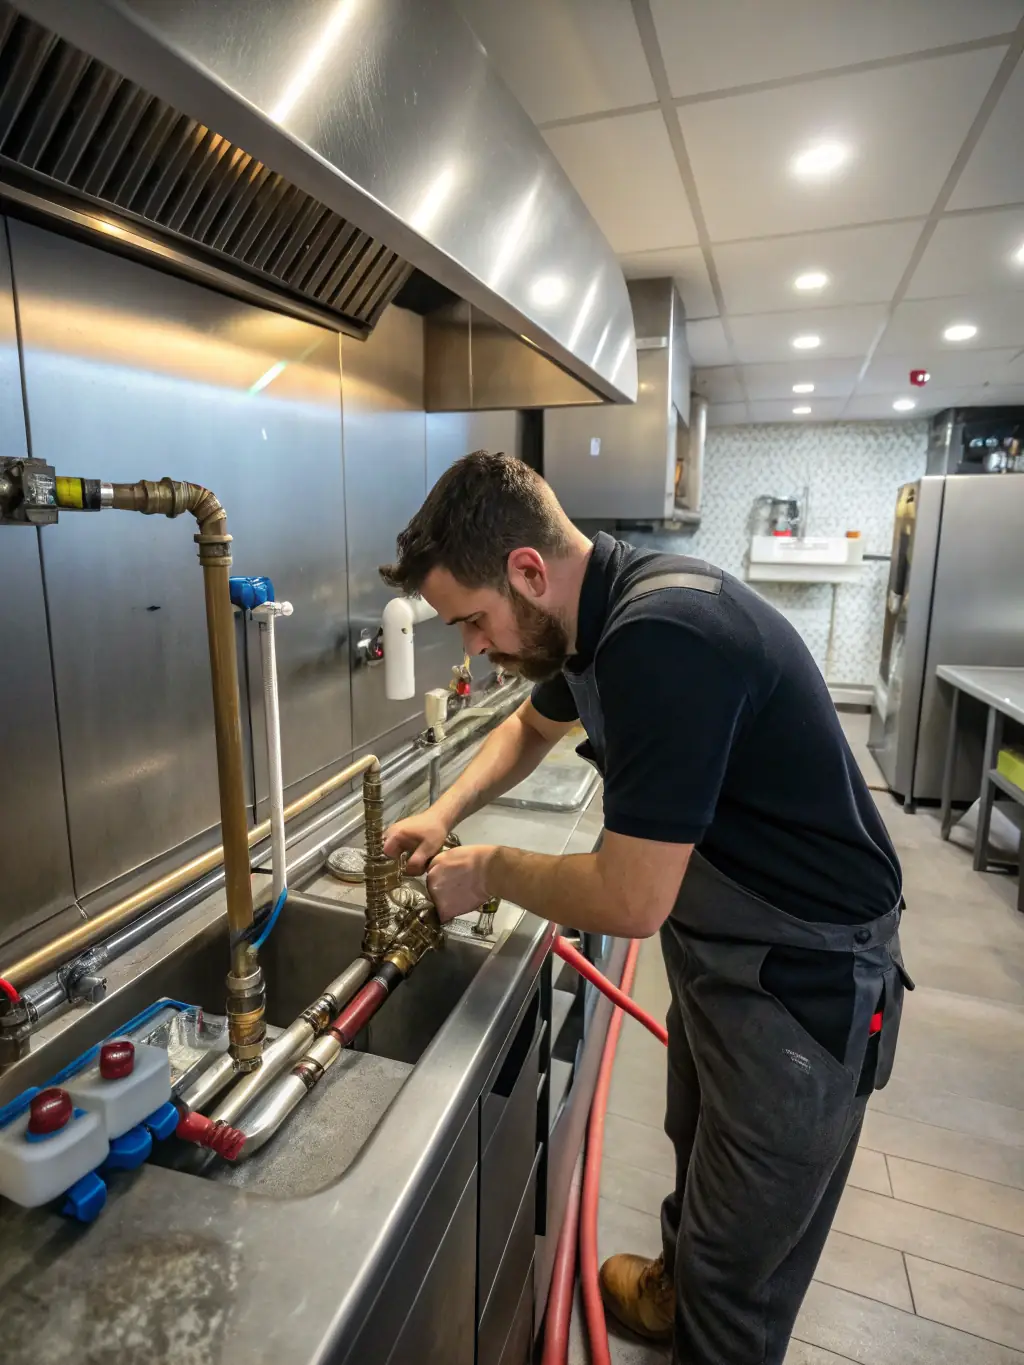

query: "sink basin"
xmin=130 ymin=879 xmax=491 ymax=1070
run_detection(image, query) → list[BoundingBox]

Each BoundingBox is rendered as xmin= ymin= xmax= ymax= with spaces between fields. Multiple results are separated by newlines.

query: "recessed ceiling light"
xmin=792 ymin=405 xmax=812 ymax=415
xmin=794 ymin=270 xmax=829 ymax=292
xmin=1013 ymin=241 xmax=1024 ymax=265
xmin=893 ymin=398 xmax=917 ymax=412
xmin=943 ymin=322 xmax=977 ymax=342
xmin=792 ymin=383 xmax=815 ymax=394
xmin=791 ymin=141 xmax=849 ymax=178
xmin=792 ymin=334 xmax=821 ymax=350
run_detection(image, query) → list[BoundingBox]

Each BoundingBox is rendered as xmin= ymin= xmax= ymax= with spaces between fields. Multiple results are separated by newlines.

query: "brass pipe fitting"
xmin=224 ymin=963 xmax=266 ymax=1072
xmin=361 ymin=761 xmax=393 ymax=958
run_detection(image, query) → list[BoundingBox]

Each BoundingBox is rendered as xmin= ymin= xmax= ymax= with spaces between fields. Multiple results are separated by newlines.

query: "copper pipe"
xmin=1 ymin=751 xmax=382 ymax=992
xmin=202 ymin=567 xmax=254 ymax=979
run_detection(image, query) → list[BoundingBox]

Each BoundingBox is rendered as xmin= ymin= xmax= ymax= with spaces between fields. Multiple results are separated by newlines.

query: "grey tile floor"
xmin=568 ymin=711 xmax=1024 ymax=1364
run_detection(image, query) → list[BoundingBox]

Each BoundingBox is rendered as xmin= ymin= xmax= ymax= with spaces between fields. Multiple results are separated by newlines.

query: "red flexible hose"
xmin=328 ymin=976 xmax=391 ymax=1048
xmin=580 ymin=939 xmax=643 ymax=1365
xmin=175 ymin=1109 xmax=245 ymax=1161
xmin=541 ymin=1150 xmax=584 ymax=1365
xmin=553 ymin=936 xmax=668 ymax=1045
xmin=0 ymin=977 xmax=21 ymax=1006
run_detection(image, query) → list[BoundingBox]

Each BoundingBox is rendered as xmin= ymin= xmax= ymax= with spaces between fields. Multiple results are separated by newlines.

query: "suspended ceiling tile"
xmin=842 ymin=390 xmax=969 ymax=419
xmin=879 ymin=294 xmax=1024 ymax=354
xmin=948 ymin=61 xmax=1024 ymax=210
xmin=908 ymin=208 xmax=1024 ymax=298
xmin=728 ymin=304 xmax=886 ymax=364
xmin=706 ymin=402 xmax=749 ymax=427
xmin=686 ymin=317 xmax=734 ymax=366
xmin=649 ymin=0 xmax=1024 ymax=97
xmin=544 ymin=111 xmax=698 ymax=253
xmin=459 ymin=0 xmax=655 ymax=125
xmin=693 ymin=366 xmax=744 ymax=403
xmin=967 ymin=381 xmax=1024 ymax=404
xmin=740 ymin=357 xmax=863 ymax=401
xmin=713 ymin=222 xmax=922 ymax=314
xmin=859 ymin=347 xmax=1022 ymax=392
xmin=620 ymin=245 xmax=718 ymax=319
xmin=746 ymin=398 xmax=848 ymax=423
xmin=676 ymin=49 xmax=1005 ymax=241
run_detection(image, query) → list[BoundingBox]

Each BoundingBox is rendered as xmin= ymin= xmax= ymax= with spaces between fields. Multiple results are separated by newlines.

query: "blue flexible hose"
xmin=250 ymin=888 xmax=288 ymax=951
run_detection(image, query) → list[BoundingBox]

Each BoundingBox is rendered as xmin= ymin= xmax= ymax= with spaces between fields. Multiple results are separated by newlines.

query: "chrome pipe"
xmin=178 ymin=1053 xmax=237 ymax=1113
xmin=237 ymin=1029 xmax=348 ymax=1159
xmin=237 ymin=1072 xmax=310 ymax=1157
xmin=209 ymin=957 xmax=372 ymax=1124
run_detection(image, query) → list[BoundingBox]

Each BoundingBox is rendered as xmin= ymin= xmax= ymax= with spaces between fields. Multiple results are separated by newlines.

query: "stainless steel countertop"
xmin=936 ymin=665 xmax=1024 ymax=726
xmin=0 ymin=786 xmax=603 ymax=1365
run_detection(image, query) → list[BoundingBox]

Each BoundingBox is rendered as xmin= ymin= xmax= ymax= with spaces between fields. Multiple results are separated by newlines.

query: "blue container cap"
xmin=102 ymin=1125 xmax=153 ymax=1172
xmin=61 ymin=1170 xmax=107 ymax=1223
xmin=145 ymin=1100 xmax=180 ymax=1142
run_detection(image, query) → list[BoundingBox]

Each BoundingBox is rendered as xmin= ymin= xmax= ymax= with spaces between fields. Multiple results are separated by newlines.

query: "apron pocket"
xmin=685 ymin=979 xmax=856 ymax=1167
xmin=873 ymin=936 xmax=910 ymax=1091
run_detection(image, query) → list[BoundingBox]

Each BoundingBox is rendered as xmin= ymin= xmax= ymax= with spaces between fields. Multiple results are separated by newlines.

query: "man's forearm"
xmin=484 ymin=846 xmax=655 ymax=939
xmin=433 ymin=709 xmax=554 ymax=829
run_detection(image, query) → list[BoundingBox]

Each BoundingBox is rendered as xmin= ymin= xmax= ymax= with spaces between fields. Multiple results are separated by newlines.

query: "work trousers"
xmin=658 ymin=916 xmax=869 ymax=1365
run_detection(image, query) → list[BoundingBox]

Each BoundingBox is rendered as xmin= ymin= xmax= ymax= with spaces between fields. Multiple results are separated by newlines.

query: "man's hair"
xmin=380 ymin=450 xmax=571 ymax=593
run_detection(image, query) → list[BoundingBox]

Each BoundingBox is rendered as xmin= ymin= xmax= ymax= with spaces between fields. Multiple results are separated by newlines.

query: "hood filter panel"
xmin=0 ymin=4 xmax=411 ymax=329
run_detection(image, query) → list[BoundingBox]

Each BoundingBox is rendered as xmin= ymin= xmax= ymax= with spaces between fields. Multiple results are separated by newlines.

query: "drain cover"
xmin=325 ymin=846 xmax=367 ymax=883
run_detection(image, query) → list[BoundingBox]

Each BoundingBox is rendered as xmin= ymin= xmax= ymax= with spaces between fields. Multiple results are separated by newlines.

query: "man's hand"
xmin=383 ymin=810 xmax=450 ymax=875
xmin=426 ymin=844 xmax=497 ymax=922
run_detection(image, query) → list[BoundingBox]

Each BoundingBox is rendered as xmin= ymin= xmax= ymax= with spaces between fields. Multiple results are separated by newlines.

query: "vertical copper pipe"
xmin=108 ymin=478 xmax=264 ymax=1069
xmin=201 ymin=564 xmax=256 ymax=974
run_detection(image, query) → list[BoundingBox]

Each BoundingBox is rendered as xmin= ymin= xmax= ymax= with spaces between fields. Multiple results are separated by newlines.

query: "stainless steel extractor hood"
xmin=544 ymin=279 xmax=694 ymax=521
xmin=3 ymin=0 xmax=636 ymax=402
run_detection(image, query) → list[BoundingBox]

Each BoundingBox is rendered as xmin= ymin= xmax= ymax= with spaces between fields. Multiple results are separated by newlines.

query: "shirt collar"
xmin=567 ymin=531 xmax=618 ymax=673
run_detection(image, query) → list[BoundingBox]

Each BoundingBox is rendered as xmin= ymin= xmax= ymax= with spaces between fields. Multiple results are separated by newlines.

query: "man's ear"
xmin=506 ymin=547 xmax=548 ymax=600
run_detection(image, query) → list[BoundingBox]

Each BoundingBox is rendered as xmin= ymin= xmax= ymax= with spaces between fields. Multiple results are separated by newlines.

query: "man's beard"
xmin=487 ymin=594 xmax=570 ymax=682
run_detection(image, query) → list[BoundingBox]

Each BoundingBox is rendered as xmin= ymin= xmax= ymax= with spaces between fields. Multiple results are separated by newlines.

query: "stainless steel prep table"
xmin=937 ymin=665 xmax=1024 ymax=912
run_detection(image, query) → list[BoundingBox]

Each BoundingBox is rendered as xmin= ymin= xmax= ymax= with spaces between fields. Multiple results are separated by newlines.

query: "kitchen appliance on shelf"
xmin=868 ymin=475 xmax=1024 ymax=807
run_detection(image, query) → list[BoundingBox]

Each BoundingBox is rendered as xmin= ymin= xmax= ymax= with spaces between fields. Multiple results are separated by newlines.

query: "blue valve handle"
xmin=228 ymin=575 xmax=276 ymax=610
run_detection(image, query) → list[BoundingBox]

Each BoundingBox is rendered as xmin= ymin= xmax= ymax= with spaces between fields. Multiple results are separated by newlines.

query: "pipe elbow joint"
xmin=382 ymin=596 xmax=438 ymax=701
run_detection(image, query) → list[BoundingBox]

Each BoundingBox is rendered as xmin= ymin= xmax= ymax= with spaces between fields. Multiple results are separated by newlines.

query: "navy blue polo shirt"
xmin=533 ymin=533 xmax=901 ymax=925
xmin=533 ymin=534 xmax=903 ymax=1064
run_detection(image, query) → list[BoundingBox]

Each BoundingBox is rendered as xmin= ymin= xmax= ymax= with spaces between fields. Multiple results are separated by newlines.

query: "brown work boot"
xmin=599 ymin=1250 xmax=674 ymax=1342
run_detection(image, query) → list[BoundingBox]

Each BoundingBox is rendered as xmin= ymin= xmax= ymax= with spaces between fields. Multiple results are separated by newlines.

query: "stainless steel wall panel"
xmin=342 ymin=306 xmax=465 ymax=749
xmin=425 ymin=411 xmax=524 ymax=491
xmin=0 ymin=217 xmax=77 ymax=948
xmin=10 ymin=218 xmax=351 ymax=900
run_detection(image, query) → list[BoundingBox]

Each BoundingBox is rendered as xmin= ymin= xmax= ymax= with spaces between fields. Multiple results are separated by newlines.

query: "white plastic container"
xmin=0 ymin=1097 xmax=108 ymax=1208
xmin=67 ymin=1040 xmax=171 ymax=1139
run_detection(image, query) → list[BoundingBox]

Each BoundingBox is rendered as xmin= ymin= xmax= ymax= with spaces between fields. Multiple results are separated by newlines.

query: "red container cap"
xmin=28 ymin=1087 xmax=73 ymax=1135
xmin=100 ymin=1039 xmax=135 ymax=1080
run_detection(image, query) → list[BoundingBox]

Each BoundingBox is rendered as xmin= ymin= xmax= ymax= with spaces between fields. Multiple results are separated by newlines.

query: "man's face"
xmin=421 ymin=566 xmax=570 ymax=682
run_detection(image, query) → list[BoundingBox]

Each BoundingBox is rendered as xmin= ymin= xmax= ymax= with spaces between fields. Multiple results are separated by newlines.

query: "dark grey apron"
xmin=563 ymin=559 xmax=911 ymax=1093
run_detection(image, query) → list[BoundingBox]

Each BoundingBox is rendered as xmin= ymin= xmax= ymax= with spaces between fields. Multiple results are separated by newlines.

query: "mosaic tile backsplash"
xmin=625 ymin=421 xmax=929 ymax=686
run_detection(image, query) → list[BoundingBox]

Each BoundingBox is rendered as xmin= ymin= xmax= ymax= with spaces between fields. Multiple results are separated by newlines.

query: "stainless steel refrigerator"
xmin=869 ymin=474 xmax=1024 ymax=807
